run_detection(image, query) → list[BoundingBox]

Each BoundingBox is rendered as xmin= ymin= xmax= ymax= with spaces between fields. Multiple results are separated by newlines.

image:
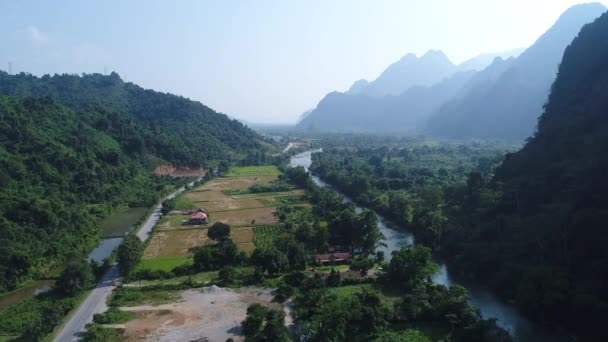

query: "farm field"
xmin=140 ymin=166 xmax=308 ymax=271
xmin=211 ymin=207 xmax=278 ymax=226
xmin=224 ymin=165 xmax=281 ymax=177
xmin=144 ymin=229 xmax=210 ymax=258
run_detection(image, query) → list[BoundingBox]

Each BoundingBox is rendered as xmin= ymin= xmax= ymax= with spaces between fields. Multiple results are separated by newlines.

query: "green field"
xmin=125 ymin=271 xmax=219 ymax=286
xmin=253 ymin=224 xmax=283 ymax=249
xmin=136 ymin=256 xmax=193 ymax=272
xmin=225 ymin=165 xmax=281 ymax=177
xmin=99 ymin=207 xmax=148 ymax=237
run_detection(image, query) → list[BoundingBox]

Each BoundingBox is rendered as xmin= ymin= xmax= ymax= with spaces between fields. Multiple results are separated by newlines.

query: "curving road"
xmin=53 ymin=178 xmax=202 ymax=342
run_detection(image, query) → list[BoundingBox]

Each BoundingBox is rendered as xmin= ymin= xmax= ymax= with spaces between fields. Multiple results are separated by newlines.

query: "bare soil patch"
xmin=153 ymin=165 xmax=207 ymax=178
xmin=231 ymin=227 xmax=255 ymax=253
xmin=212 ymin=207 xmax=278 ymax=226
xmin=121 ymin=287 xmax=282 ymax=342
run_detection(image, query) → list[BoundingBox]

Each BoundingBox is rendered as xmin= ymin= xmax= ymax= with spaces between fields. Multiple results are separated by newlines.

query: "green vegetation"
xmin=136 ymin=256 xmax=193 ymax=273
xmin=82 ymin=324 xmax=124 ymax=342
xmin=109 ymin=288 xmax=180 ymax=307
xmin=0 ymin=71 xmax=272 ymax=293
xmin=253 ymin=225 xmax=283 ymax=249
xmin=241 ymin=303 xmax=290 ymax=342
xmin=98 ymin=207 xmax=148 ymax=237
xmin=55 ymin=260 xmax=94 ymax=296
xmin=207 ymin=222 xmax=231 ymax=241
xmin=225 ymin=165 xmax=281 ymax=177
xmin=0 ymin=291 xmax=79 ymax=340
xmin=93 ymin=307 xmax=134 ymax=324
xmin=117 ymin=234 xmax=144 ymax=277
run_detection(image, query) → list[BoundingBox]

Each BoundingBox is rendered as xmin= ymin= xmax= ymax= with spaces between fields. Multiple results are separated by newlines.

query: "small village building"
xmin=314 ymin=252 xmax=352 ymax=264
xmin=188 ymin=211 xmax=208 ymax=225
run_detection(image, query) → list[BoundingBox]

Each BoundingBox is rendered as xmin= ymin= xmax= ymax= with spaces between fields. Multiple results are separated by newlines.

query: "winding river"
xmin=290 ymin=149 xmax=560 ymax=342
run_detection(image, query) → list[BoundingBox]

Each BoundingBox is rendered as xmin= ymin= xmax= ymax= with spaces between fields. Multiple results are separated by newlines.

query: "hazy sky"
xmin=1 ymin=1 xmax=606 ymax=123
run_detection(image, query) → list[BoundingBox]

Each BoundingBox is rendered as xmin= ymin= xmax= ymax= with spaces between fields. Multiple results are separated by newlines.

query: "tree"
xmin=56 ymin=260 xmax=94 ymax=295
xmin=218 ymin=160 xmax=230 ymax=175
xmin=350 ymin=256 xmax=375 ymax=275
xmin=208 ymin=222 xmax=231 ymax=241
xmin=117 ymin=234 xmax=144 ymax=276
xmin=242 ymin=303 xmax=268 ymax=338
xmin=193 ymin=238 xmax=238 ymax=271
xmin=259 ymin=309 xmax=290 ymax=342
xmin=218 ymin=266 xmax=236 ymax=285
xmin=326 ymin=268 xmax=341 ymax=287
xmin=388 ymin=246 xmax=439 ymax=288
xmin=251 ymin=247 xmax=289 ymax=276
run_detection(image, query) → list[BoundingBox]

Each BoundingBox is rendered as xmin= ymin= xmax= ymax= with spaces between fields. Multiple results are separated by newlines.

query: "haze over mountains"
xmin=297 ymin=3 xmax=607 ymax=140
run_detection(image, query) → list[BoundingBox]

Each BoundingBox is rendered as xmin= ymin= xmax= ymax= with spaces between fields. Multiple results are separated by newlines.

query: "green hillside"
xmin=0 ymin=73 xmax=271 ymax=292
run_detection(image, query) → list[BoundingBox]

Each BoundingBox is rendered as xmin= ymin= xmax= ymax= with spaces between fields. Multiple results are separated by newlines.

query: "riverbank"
xmin=290 ymin=149 xmax=559 ymax=342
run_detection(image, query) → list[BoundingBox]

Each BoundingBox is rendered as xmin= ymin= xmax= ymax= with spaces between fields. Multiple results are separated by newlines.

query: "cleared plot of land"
xmin=119 ymin=287 xmax=283 ymax=342
xmin=186 ymin=190 xmax=262 ymax=212
xmin=196 ymin=175 xmax=277 ymax=191
xmin=212 ymin=207 xmax=278 ymax=226
xmin=225 ymin=165 xmax=281 ymax=177
xmin=231 ymin=227 xmax=255 ymax=253
xmin=144 ymin=229 xmax=210 ymax=258
xmin=143 ymin=227 xmax=255 ymax=260
xmin=153 ymin=165 xmax=206 ymax=178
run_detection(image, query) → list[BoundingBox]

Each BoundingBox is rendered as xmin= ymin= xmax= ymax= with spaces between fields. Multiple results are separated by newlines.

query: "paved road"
xmin=53 ymin=178 xmax=202 ymax=342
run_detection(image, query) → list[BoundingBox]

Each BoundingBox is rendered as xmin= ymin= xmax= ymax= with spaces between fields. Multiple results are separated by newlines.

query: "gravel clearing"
xmin=120 ymin=287 xmax=287 ymax=342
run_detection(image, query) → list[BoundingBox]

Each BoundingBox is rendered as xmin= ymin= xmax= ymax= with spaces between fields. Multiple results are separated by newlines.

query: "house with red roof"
xmin=314 ymin=252 xmax=352 ymax=264
xmin=188 ymin=210 xmax=208 ymax=225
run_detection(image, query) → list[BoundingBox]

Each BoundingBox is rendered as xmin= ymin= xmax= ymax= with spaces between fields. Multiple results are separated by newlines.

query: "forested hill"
xmin=0 ymin=73 xmax=270 ymax=292
xmin=0 ymin=71 xmax=264 ymax=165
xmin=444 ymin=10 xmax=608 ymax=338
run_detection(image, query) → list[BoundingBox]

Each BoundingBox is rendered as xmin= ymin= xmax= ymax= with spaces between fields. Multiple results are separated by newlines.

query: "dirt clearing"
xmin=153 ymin=165 xmax=207 ymax=178
xmin=120 ymin=287 xmax=284 ymax=342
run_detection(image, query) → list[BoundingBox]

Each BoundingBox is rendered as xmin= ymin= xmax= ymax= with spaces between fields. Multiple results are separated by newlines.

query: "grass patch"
xmin=136 ymin=256 xmax=193 ymax=272
xmin=169 ymin=196 xmax=196 ymax=210
xmin=306 ymin=264 xmax=350 ymax=272
xmin=125 ymin=271 xmax=219 ymax=286
xmin=81 ymin=324 xmax=124 ymax=342
xmin=93 ymin=307 xmax=135 ymax=324
xmin=329 ymin=284 xmax=374 ymax=298
xmin=225 ymin=166 xmax=281 ymax=177
xmin=109 ymin=288 xmax=180 ymax=307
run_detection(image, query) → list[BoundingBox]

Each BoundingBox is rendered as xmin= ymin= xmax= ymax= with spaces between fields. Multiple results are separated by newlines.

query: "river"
xmin=289 ymin=149 xmax=560 ymax=342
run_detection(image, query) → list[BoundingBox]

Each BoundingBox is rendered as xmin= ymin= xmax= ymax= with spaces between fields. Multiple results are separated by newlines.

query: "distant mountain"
xmin=456 ymin=48 xmax=524 ymax=72
xmin=444 ymin=9 xmax=608 ymax=338
xmin=297 ymin=70 xmax=475 ymax=132
xmin=351 ymin=50 xmax=457 ymax=97
xmin=426 ymin=3 xmax=607 ymax=140
xmin=346 ymin=79 xmax=369 ymax=94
